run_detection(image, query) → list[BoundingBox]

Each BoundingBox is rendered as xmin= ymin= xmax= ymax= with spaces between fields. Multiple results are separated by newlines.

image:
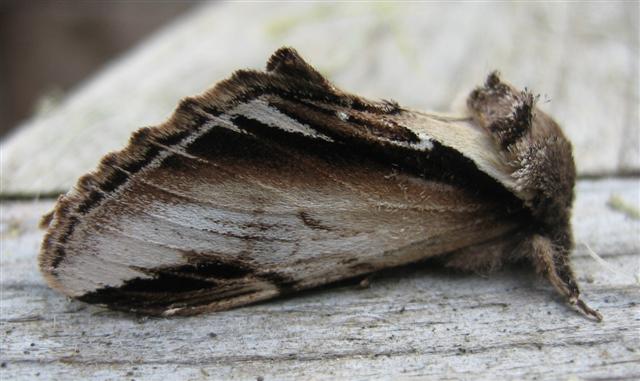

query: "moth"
xmin=39 ymin=47 xmax=602 ymax=320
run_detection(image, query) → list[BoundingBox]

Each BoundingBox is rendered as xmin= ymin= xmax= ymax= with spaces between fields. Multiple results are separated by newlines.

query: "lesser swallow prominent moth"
xmin=39 ymin=48 xmax=601 ymax=320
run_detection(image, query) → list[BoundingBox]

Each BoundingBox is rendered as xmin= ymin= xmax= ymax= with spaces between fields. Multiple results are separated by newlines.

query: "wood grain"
xmin=1 ymin=179 xmax=638 ymax=380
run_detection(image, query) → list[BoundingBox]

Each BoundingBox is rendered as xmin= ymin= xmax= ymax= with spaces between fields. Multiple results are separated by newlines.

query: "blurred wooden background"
xmin=0 ymin=0 xmax=198 ymax=138
xmin=1 ymin=2 xmax=638 ymax=380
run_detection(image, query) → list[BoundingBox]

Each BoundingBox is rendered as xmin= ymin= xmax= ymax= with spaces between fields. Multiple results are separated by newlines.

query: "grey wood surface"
xmin=1 ymin=2 xmax=639 ymax=380
xmin=1 ymin=179 xmax=639 ymax=380
xmin=1 ymin=2 xmax=638 ymax=195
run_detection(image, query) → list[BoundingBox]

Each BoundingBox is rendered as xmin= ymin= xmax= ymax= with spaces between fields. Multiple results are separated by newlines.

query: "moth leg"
xmin=442 ymin=234 xmax=522 ymax=274
xmin=357 ymin=273 xmax=378 ymax=289
xmin=526 ymin=234 xmax=602 ymax=321
xmin=358 ymin=276 xmax=372 ymax=289
xmin=445 ymin=233 xmax=602 ymax=321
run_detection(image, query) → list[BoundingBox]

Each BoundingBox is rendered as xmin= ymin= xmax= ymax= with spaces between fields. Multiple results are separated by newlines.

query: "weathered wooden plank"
xmin=1 ymin=179 xmax=638 ymax=380
xmin=1 ymin=2 xmax=638 ymax=195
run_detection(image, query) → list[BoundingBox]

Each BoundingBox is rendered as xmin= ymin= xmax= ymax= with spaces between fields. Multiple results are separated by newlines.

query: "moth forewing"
xmin=39 ymin=47 xmax=600 ymax=320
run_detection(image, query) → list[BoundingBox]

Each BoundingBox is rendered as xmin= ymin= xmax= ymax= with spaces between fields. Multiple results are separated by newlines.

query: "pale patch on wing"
xmin=228 ymin=99 xmax=334 ymax=141
xmin=414 ymin=132 xmax=435 ymax=151
xmin=208 ymin=115 xmax=247 ymax=135
xmin=378 ymin=131 xmax=434 ymax=152
xmin=56 ymin=226 xmax=186 ymax=296
xmin=401 ymin=111 xmax=520 ymax=196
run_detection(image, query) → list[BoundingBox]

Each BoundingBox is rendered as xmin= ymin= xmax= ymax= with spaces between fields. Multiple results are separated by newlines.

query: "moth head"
xmin=468 ymin=72 xmax=577 ymax=230
xmin=467 ymin=71 xmax=533 ymax=131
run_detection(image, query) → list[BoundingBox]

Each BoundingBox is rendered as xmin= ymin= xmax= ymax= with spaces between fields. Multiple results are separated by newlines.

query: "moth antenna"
xmin=582 ymin=242 xmax=638 ymax=285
